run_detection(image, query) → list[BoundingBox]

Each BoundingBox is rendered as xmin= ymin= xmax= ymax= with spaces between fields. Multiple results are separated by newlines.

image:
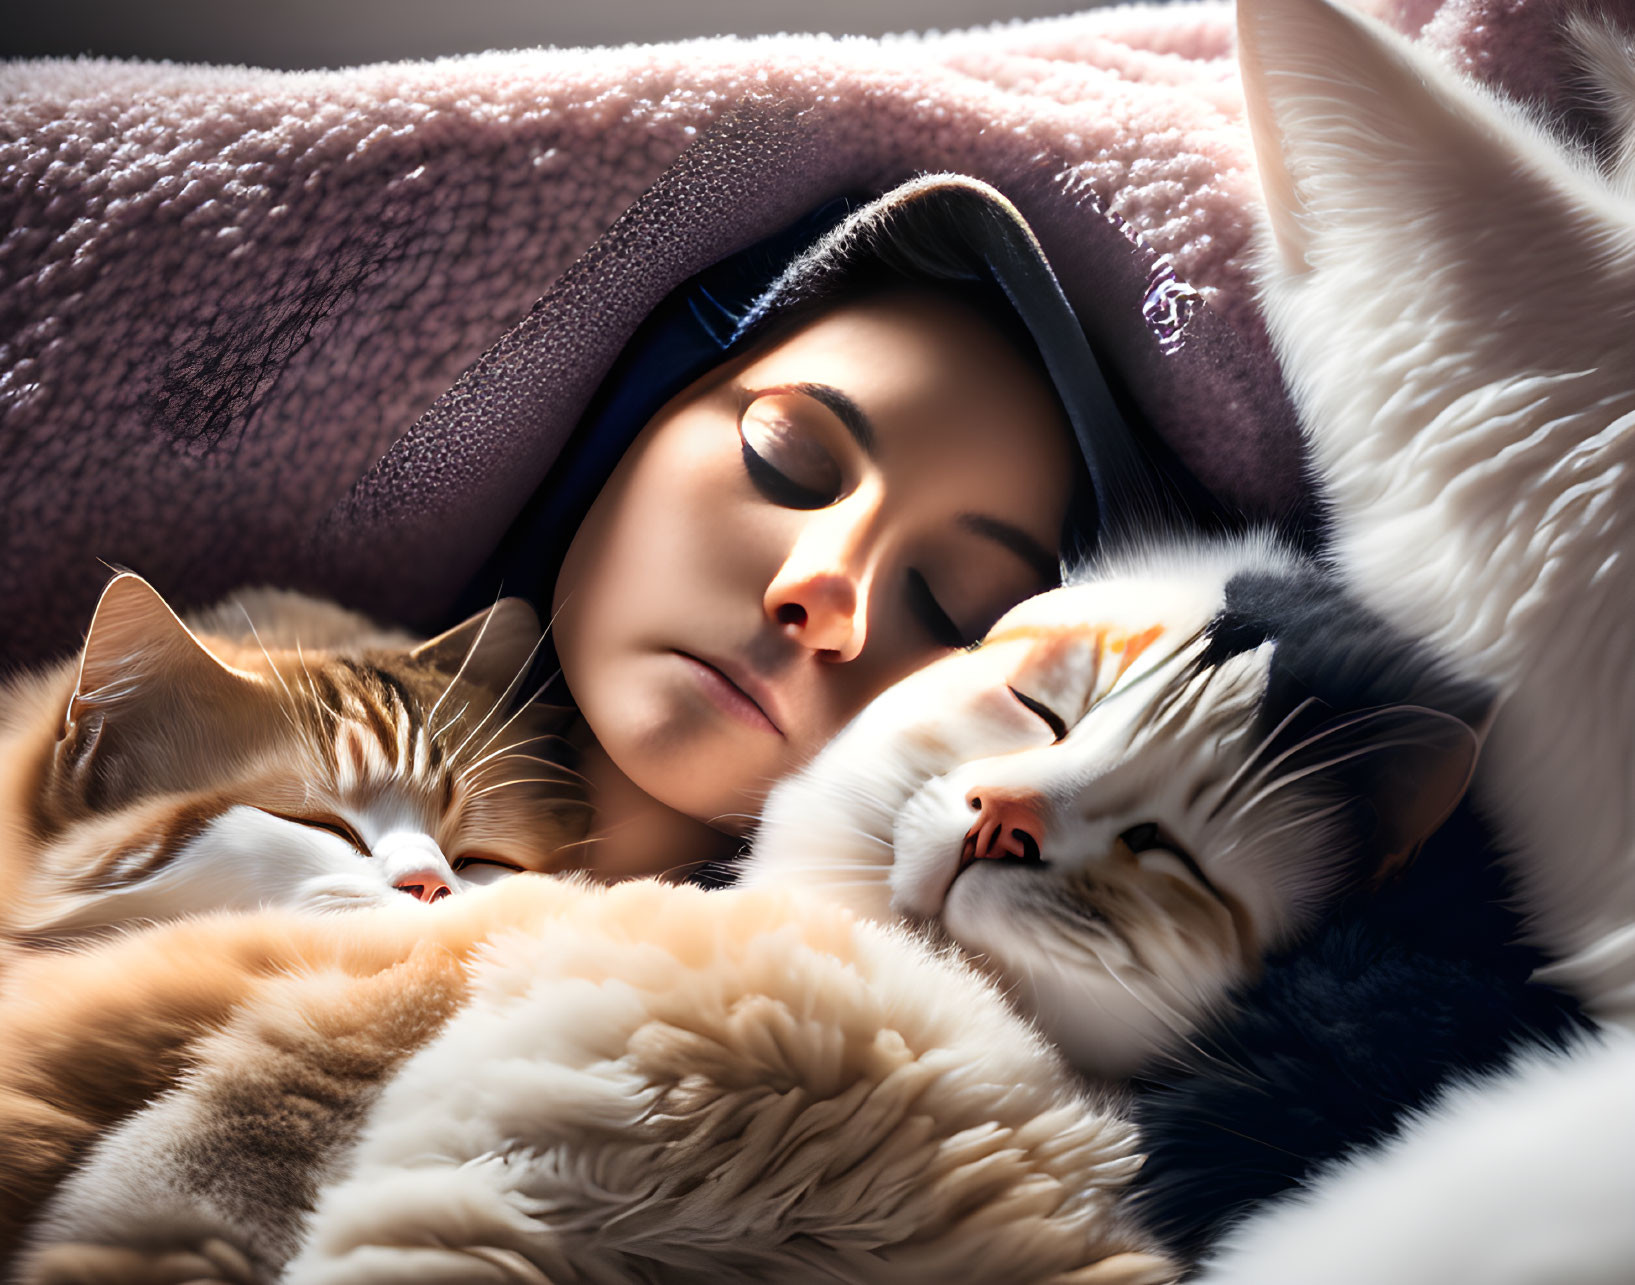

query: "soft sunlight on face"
xmin=551 ymin=290 xmax=1076 ymax=856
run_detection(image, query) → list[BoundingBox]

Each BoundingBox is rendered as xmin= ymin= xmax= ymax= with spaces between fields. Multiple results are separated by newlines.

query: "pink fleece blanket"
xmin=0 ymin=0 xmax=1612 ymax=662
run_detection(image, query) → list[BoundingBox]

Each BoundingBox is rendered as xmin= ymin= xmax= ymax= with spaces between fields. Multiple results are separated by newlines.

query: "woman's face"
xmin=551 ymin=289 xmax=1077 ymax=835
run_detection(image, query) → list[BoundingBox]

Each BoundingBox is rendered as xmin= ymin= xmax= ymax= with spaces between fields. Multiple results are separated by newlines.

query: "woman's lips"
xmin=676 ymin=652 xmax=784 ymax=736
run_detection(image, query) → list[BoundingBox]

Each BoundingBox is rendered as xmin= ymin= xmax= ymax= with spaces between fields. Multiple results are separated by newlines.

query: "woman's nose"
xmin=764 ymin=502 xmax=879 ymax=663
xmin=769 ymin=573 xmax=866 ymax=660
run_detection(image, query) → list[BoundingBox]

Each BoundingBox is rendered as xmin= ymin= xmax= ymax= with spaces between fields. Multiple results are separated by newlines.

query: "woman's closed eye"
xmin=739 ymin=393 xmax=844 ymax=509
xmin=909 ymin=569 xmax=976 ymax=649
xmin=740 ymin=390 xmax=974 ymax=649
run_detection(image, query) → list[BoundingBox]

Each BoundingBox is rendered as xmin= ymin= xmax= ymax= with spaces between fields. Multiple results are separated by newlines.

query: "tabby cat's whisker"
xmin=424 ymin=588 xmax=509 ymax=738
xmin=706 ymin=812 xmax=761 ymax=829
xmin=464 ymin=776 xmax=581 ymax=802
xmin=467 ymin=752 xmax=588 ymax=786
xmin=440 ymin=624 xmax=551 ymax=750
xmin=548 ymin=834 xmax=607 ymax=855
xmin=462 ymin=669 xmax=564 ymax=765
xmin=234 ymin=603 xmax=299 ymax=716
xmin=75 ymin=678 xmax=142 ymax=705
xmin=460 ymin=733 xmax=575 ymax=778
xmin=293 ymin=641 xmax=318 ymax=706
xmin=447 ymin=593 xmax=574 ymax=756
xmin=228 ymin=603 xmax=307 ymax=742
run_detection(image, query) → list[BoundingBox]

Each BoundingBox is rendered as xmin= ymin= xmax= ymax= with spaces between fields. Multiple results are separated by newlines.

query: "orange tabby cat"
xmin=0 ymin=572 xmax=588 ymax=949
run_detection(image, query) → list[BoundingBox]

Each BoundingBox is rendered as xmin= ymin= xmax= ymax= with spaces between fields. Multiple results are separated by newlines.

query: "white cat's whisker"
xmin=1205 ymin=696 xmax=1325 ymax=823
xmin=1069 ymin=931 xmax=1258 ymax=1088
xmin=1229 ymin=706 xmax=1472 ymax=823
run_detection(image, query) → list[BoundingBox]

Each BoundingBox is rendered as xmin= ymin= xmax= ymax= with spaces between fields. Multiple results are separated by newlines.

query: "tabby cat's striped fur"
xmin=1 ymin=574 xmax=588 ymax=950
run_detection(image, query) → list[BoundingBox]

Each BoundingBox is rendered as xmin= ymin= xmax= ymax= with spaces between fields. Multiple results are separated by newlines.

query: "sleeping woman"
xmin=0 ymin=175 xmax=1203 ymax=940
xmin=468 ymin=175 xmax=1213 ymax=882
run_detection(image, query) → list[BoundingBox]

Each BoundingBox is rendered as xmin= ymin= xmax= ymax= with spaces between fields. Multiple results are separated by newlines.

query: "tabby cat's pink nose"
xmin=394 ymin=875 xmax=452 ymax=903
xmin=962 ymin=786 xmax=1046 ymax=866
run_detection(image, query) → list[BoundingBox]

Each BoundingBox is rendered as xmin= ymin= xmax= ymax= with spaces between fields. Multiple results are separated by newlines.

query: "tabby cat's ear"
xmin=409 ymin=598 xmax=542 ymax=693
xmin=1236 ymin=0 xmax=1558 ymax=274
xmin=58 ymin=574 xmax=270 ymax=809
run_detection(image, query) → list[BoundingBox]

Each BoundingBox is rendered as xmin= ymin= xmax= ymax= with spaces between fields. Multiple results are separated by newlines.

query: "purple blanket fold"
xmin=0 ymin=0 xmax=1613 ymax=663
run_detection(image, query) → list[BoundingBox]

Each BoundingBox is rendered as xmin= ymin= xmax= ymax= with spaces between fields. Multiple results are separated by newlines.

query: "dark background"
xmin=4 ymin=1 xmax=1097 ymax=67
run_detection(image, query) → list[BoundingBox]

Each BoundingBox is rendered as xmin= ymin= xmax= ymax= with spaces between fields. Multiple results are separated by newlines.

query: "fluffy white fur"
xmin=1211 ymin=0 xmax=1635 ymax=1273
xmin=1240 ymin=0 xmax=1635 ymax=1023
xmin=1190 ymin=1031 xmax=1635 ymax=1285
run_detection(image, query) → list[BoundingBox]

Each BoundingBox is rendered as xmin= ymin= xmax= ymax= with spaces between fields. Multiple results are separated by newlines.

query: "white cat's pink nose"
xmin=394 ymin=873 xmax=451 ymax=903
xmin=962 ymin=787 xmax=1046 ymax=867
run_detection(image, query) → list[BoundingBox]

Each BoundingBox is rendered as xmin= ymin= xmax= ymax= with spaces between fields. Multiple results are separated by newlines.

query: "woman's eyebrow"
xmin=789 ymin=382 xmax=875 ymax=454
xmin=958 ymin=513 xmax=1060 ymax=584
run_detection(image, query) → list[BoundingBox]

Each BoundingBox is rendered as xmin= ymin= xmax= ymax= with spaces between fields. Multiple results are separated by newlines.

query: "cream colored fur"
xmin=15 ymin=881 xmax=1175 ymax=1285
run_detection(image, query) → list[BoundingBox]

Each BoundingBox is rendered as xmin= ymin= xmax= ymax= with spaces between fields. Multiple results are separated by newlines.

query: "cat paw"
xmin=17 ymin=1238 xmax=259 ymax=1285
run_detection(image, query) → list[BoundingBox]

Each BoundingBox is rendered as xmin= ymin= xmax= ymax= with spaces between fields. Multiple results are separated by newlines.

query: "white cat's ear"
xmin=1312 ymin=704 xmax=1485 ymax=880
xmin=410 ymin=598 xmax=542 ymax=694
xmin=1364 ymin=707 xmax=1485 ymax=879
xmin=1237 ymin=0 xmax=1548 ymax=273
xmin=1259 ymin=701 xmax=1484 ymax=881
xmin=59 ymin=573 xmax=271 ymax=806
xmin=1569 ymin=15 xmax=1635 ymax=196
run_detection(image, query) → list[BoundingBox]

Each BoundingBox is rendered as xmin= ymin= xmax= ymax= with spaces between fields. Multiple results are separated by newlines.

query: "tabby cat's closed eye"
xmin=258 ymin=808 xmax=370 ymax=854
